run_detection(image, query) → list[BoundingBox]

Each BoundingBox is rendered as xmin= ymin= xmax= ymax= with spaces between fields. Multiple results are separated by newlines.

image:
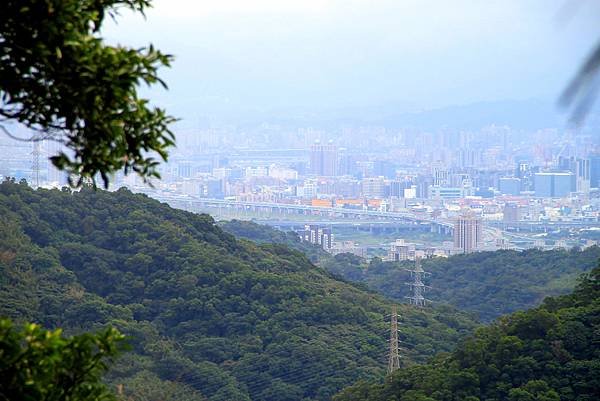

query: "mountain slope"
xmin=0 ymin=180 xmax=476 ymax=401
xmin=334 ymin=264 xmax=600 ymax=401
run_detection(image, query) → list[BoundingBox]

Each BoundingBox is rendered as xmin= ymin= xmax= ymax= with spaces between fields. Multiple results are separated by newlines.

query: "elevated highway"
xmin=151 ymin=193 xmax=454 ymax=234
xmin=488 ymin=220 xmax=600 ymax=232
xmin=148 ymin=192 xmax=599 ymax=239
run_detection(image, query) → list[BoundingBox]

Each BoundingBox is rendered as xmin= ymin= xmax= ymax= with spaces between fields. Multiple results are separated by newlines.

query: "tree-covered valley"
xmin=220 ymin=220 xmax=600 ymax=399
xmin=322 ymin=247 xmax=600 ymax=322
xmin=221 ymin=220 xmax=600 ymax=322
xmin=2 ymin=1 xmax=599 ymax=400
xmin=0 ymin=180 xmax=477 ymax=401
xmin=334 ymin=263 xmax=600 ymax=401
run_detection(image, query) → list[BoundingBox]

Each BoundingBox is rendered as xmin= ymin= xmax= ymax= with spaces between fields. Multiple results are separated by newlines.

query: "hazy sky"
xmin=104 ymin=0 xmax=600 ymax=119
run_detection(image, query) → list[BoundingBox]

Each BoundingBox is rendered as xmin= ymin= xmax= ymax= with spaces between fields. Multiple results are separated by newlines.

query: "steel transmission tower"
xmin=405 ymin=257 xmax=430 ymax=307
xmin=387 ymin=305 xmax=401 ymax=374
xmin=31 ymin=140 xmax=42 ymax=188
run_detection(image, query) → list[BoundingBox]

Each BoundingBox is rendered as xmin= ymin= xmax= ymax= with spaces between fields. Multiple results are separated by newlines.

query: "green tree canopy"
xmin=0 ymin=0 xmax=175 ymax=187
xmin=0 ymin=180 xmax=478 ymax=401
xmin=0 ymin=318 xmax=126 ymax=401
xmin=334 ymin=265 xmax=600 ymax=401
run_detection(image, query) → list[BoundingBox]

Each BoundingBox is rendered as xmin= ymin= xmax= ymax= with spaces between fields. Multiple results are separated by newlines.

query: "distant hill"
xmin=0 ymin=180 xmax=477 ymax=401
xmin=323 ymin=247 xmax=600 ymax=322
xmin=218 ymin=219 xmax=328 ymax=264
xmin=378 ymin=99 xmax=567 ymax=130
xmin=215 ymin=98 xmax=600 ymax=132
xmin=334 ymin=264 xmax=600 ymax=401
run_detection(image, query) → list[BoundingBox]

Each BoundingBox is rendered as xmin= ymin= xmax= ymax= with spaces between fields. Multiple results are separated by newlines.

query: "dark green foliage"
xmin=0 ymin=318 xmax=126 ymax=401
xmin=117 ymin=371 xmax=207 ymax=401
xmin=322 ymin=247 xmax=600 ymax=321
xmin=0 ymin=1 xmax=175 ymax=187
xmin=334 ymin=265 xmax=600 ymax=401
xmin=0 ymin=180 xmax=477 ymax=401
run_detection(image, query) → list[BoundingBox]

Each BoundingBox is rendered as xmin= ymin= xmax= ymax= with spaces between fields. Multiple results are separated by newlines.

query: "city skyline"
xmin=1 ymin=0 xmax=600 ymax=259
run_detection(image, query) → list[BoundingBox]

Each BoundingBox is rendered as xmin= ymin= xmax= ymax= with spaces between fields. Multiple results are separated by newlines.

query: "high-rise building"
xmin=298 ymin=179 xmax=318 ymax=198
xmin=333 ymin=178 xmax=361 ymax=198
xmin=428 ymin=179 xmax=474 ymax=200
xmin=390 ymin=180 xmax=411 ymax=197
xmin=575 ymin=158 xmax=590 ymax=193
xmin=457 ymin=148 xmax=477 ymax=168
xmin=515 ymin=161 xmax=530 ymax=178
xmin=268 ymin=164 xmax=298 ymax=181
xmin=503 ymin=203 xmax=520 ymax=222
xmin=212 ymin=167 xmax=232 ymax=180
xmin=245 ymin=166 xmax=268 ymax=178
xmin=310 ymin=140 xmax=338 ymax=176
xmin=534 ymin=172 xmax=573 ymax=197
xmin=415 ymin=177 xmax=432 ymax=199
xmin=320 ymin=227 xmax=333 ymax=250
xmin=590 ymin=154 xmax=600 ymax=188
xmin=558 ymin=155 xmax=574 ymax=172
xmin=204 ymin=179 xmax=224 ymax=199
xmin=338 ymin=153 xmax=359 ymax=176
xmin=362 ymin=177 xmax=385 ymax=198
xmin=557 ymin=156 xmax=591 ymax=193
xmin=449 ymin=172 xmax=470 ymax=188
xmin=356 ymin=161 xmax=374 ymax=178
xmin=177 ymin=162 xmax=192 ymax=178
xmin=498 ymin=177 xmax=521 ymax=195
xmin=431 ymin=162 xmax=449 ymax=186
xmin=373 ymin=160 xmax=396 ymax=179
xmin=387 ymin=239 xmax=416 ymax=261
xmin=302 ymin=224 xmax=333 ymax=250
xmin=453 ymin=213 xmax=482 ymax=253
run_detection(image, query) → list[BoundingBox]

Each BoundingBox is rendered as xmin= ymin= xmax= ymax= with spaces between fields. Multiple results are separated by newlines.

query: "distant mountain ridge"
xmin=178 ymin=98 xmax=599 ymax=132
xmin=379 ymin=99 xmax=566 ymax=130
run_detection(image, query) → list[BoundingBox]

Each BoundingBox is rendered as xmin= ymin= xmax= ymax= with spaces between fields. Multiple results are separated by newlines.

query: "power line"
xmin=159 ymin=342 xmax=378 ymax=400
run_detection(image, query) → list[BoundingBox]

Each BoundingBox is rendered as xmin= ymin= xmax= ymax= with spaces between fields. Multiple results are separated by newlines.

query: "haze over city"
xmin=1 ymin=2 xmax=600 ymax=400
xmin=103 ymin=0 xmax=600 ymax=124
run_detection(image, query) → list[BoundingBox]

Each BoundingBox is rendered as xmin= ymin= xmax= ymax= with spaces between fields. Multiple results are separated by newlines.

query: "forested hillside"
xmin=0 ymin=180 xmax=476 ymax=401
xmin=215 ymin=220 xmax=600 ymax=322
xmin=334 ymin=264 xmax=600 ymax=401
xmin=322 ymin=247 xmax=600 ymax=321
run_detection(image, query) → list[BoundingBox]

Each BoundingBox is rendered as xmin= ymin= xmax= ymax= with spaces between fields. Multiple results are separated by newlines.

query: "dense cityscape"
xmin=2 ymin=1 xmax=600 ymax=400
xmin=3 ymin=122 xmax=599 ymax=259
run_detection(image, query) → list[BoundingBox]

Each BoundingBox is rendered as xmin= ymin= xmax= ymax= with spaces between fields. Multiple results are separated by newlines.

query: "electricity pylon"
xmin=405 ymin=257 xmax=430 ymax=307
xmin=387 ymin=304 xmax=401 ymax=375
xmin=31 ymin=140 xmax=42 ymax=188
